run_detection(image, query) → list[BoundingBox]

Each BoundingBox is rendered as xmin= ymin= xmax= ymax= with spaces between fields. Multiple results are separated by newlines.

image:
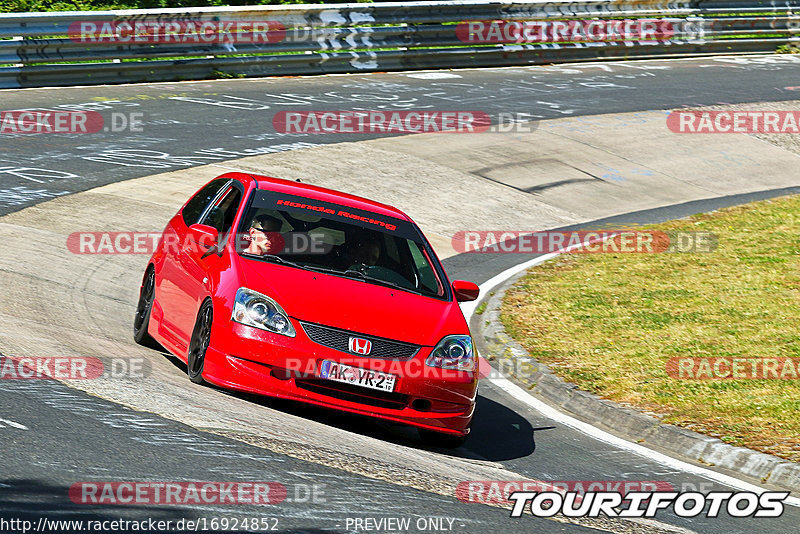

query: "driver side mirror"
xmin=452 ymin=280 xmax=480 ymax=302
xmin=188 ymin=223 xmax=219 ymax=252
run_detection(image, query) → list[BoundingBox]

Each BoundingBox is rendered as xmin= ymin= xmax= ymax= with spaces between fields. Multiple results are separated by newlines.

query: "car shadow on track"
xmin=226 ymin=388 xmax=538 ymax=461
xmin=162 ymin=347 xmax=538 ymax=461
xmin=465 ymin=395 xmax=540 ymax=461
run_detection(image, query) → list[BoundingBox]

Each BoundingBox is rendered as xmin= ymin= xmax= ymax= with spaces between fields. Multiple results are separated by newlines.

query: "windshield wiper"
xmin=242 ymin=253 xmax=305 ymax=270
xmin=340 ymin=269 xmax=423 ymax=295
xmin=251 ymin=257 xmax=355 ymax=280
xmin=301 ymin=265 xmax=343 ymax=276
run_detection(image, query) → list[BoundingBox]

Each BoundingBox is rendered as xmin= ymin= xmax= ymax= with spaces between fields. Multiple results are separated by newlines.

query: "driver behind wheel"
xmin=348 ymin=238 xmax=381 ymax=267
xmin=243 ymin=214 xmax=283 ymax=256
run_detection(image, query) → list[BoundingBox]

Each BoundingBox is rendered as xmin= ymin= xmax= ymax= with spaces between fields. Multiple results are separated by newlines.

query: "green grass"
xmin=777 ymin=44 xmax=800 ymax=54
xmin=500 ymin=194 xmax=800 ymax=461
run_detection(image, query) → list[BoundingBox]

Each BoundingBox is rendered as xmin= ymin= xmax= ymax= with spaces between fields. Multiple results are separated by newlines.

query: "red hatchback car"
xmin=134 ymin=173 xmax=481 ymax=445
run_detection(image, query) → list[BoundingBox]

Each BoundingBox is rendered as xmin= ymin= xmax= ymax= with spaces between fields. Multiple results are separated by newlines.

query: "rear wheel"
xmin=419 ymin=429 xmax=468 ymax=449
xmin=187 ymin=300 xmax=213 ymax=384
xmin=133 ymin=267 xmax=157 ymax=347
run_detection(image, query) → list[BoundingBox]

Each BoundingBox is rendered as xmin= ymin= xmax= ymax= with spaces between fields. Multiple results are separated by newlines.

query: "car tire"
xmin=133 ymin=267 xmax=158 ymax=348
xmin=187 ymin=299 xmax=213 ymax=385
xmin=419 ymin=429 xmax=468 ymax=449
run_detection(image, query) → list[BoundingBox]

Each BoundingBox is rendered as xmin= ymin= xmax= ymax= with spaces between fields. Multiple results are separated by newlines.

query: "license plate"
xmin=317 ymin=360 xmax=397 ymax=393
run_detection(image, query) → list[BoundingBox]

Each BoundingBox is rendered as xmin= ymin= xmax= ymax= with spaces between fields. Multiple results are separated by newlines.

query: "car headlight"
xmin=426 ymin=335 xmax=475 ymax=371
xmin=231 ymin=287 xmax=295 ymax=337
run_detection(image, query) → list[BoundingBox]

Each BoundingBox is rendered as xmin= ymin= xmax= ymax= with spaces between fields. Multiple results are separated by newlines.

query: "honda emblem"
xmin=348 ymin=337 xmax=372 ymax=355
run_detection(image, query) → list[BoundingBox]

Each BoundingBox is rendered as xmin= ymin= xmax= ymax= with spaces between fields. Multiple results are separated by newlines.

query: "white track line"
xmin=461 ymin=241 xmax=800 ymax=507
xmin=0 ymin=417 xmax=28 ymax=430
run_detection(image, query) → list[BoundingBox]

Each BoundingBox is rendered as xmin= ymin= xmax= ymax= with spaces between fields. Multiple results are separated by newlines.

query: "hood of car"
xmin=236 ymin=256 xmax=465 ymax=346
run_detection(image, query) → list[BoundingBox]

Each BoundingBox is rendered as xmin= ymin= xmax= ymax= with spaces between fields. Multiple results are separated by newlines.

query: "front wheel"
xmin=187 ymin=300 xmax=213 ymax=385
xmin=133 ymin=267 xmax=157 ymax=347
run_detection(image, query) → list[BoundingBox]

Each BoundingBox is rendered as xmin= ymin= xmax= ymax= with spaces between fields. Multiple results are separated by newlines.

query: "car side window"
xmin=181 ymin=179 xmax=228 ymax=227
xmin=200 ymin=186 xmax=242 ymax=235
xmin=408 ymin=240 xmax=440 ymax=294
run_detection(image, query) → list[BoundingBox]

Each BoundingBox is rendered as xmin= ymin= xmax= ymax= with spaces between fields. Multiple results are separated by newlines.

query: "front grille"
xmin=300 ymin=321 xmax=420 ymax=359
xmin=295 ymin=379 xmax=409 ymax=410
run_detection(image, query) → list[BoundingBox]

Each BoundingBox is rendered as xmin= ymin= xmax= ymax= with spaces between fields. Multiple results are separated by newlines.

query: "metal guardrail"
xmin=1 ymin=0 xmax=798 ymax=88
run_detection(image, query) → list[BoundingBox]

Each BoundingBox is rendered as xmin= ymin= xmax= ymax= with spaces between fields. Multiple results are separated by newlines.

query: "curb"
xmin=472 ymin=268 xmax=800 ymax=493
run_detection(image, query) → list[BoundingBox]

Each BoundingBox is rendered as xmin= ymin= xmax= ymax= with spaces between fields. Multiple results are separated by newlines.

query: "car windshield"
xmin=236 ymin=190 xmax=447 ymax=299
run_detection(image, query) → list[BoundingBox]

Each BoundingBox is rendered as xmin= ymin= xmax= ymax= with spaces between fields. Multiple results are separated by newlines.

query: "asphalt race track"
xmin=3 ymin=54 xmax=800 ymax=216
xmin=1 ymin=55 xmax=800 ymax=533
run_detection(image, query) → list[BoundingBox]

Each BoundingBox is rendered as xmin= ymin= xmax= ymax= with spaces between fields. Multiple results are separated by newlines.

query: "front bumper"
xmin=202 ymin=320 xmax=478 ymax=435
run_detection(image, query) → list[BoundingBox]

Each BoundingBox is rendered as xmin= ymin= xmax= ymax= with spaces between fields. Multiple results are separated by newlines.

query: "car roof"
xmin=226 ymin=172 xmax=413 ymax=221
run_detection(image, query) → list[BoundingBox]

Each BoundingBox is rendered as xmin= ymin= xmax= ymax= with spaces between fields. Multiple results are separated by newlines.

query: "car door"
xmin=172 ymin=182 xmax=244 ymax=348
xmin=157 ymin=178 xmax=229 ymax=350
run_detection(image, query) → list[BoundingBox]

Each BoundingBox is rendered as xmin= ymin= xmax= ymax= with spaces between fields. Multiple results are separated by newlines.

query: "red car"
xmin=134 ymin=172 xmax=480 ymax=446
